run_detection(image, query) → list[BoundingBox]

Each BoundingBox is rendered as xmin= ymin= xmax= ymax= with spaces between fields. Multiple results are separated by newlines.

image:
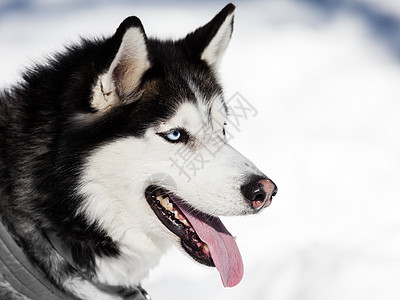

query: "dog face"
xmin=75 ymin=3 xmax=277 ymax=288
xmin=147 ymin=99 xmax=270 ymax=216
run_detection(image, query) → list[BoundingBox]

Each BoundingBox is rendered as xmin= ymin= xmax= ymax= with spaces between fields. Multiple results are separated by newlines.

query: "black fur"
xmin=0 ymin=4 xmax=234 ymax=299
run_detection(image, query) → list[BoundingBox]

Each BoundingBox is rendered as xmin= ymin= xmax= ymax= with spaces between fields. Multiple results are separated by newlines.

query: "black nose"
xmin=241 ymin=177 xmax=277 ymax=210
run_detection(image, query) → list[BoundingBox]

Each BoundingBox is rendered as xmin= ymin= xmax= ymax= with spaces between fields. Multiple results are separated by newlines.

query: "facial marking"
xmin=157 ymin=102 xmax=207 ymax=144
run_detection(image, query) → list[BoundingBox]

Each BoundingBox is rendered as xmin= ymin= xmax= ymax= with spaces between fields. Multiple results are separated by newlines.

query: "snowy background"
xmin=1 ymin=0 xmax=400 ymax=299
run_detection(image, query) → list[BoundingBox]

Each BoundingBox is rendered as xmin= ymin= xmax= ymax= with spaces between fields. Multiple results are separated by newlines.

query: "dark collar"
xmin=0 ymin=219 xmax=151 ymax=300
xmin=0 ymin=220 xmax=68 ymax=299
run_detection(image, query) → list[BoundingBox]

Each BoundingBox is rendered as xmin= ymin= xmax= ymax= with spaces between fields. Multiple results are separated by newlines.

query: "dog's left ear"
xmin=92 ymin=17 xmax=151 ymax=111
xmin=185 ymin=3 xmax=235 ymax=70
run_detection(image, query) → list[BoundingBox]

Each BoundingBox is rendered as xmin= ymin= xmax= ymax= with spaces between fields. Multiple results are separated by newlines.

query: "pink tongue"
xmin=177 ymin=204 xmax=244 ymax=287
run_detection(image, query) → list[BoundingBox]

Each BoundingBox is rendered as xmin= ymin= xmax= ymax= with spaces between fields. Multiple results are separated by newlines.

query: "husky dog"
xmin=0 ymin=3 xmax=277 ymax=300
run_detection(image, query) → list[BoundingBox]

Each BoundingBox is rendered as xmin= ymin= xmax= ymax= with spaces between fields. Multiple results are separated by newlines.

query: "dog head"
xmin=73 ymin=3 xmax=277 ymax=287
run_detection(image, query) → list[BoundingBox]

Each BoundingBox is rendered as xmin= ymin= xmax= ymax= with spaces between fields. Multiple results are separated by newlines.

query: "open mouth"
xmin=145 ymin=185 xmax=214 ymax=267
xmin=145 ymin=185 xmax=244 ymax=287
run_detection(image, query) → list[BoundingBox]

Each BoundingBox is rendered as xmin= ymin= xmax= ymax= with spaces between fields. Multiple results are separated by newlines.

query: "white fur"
xmin=77 ymin=138 xmax=174 ymax=287
xmin=77 ymin=97 xmax=264 ymax=287
xmin=64 ymin=277 xmax=122 ymax=300
xmin=201 ymin=12 xmax=234 ymax=68
xmin=91 ymin=27 xmax=150 ymax=111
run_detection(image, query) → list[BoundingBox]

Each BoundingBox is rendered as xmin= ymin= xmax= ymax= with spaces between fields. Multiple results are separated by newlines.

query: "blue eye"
xmin=166 ymin=130 xmax=181 ymax=141
xmin=158 ymin=128 xmax=189 ymax=144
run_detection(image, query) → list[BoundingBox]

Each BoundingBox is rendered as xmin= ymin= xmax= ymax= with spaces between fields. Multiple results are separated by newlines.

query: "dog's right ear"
xmin=185 ymin=3 xmax=235 ymax=70
xmin=91 ymin=17 xmax=151 ymax=112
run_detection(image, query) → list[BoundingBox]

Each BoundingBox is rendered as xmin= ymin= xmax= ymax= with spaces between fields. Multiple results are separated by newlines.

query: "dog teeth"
xmin=155 ymin=193 xmax=191 ymax=227
xmin=176 ymin=212 xmax=190 ymax=226
xmin=161 ymin=198 xmax=170 ymax=208
xmin=157 ymin=195 xmax=173 ymax=210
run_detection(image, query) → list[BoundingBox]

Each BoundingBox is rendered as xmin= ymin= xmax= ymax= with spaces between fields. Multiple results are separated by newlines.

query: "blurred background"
xmin=1 ymin=0 xmax=400 ymax=299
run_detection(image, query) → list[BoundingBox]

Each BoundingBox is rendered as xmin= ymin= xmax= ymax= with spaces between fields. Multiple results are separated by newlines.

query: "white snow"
xmin=1 ymin=1 xmax=399 ymax=299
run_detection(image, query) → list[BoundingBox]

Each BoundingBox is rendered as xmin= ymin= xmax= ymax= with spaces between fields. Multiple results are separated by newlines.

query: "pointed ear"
xmin=91 ymin=17 xmax=151 ymax=111
xmin=185 ymin=3 xmax=235 ymax=69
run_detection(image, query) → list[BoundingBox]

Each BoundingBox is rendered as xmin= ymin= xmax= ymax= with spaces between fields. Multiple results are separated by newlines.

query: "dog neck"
xmin=44 ymin=230 xmax=152 ymax=300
